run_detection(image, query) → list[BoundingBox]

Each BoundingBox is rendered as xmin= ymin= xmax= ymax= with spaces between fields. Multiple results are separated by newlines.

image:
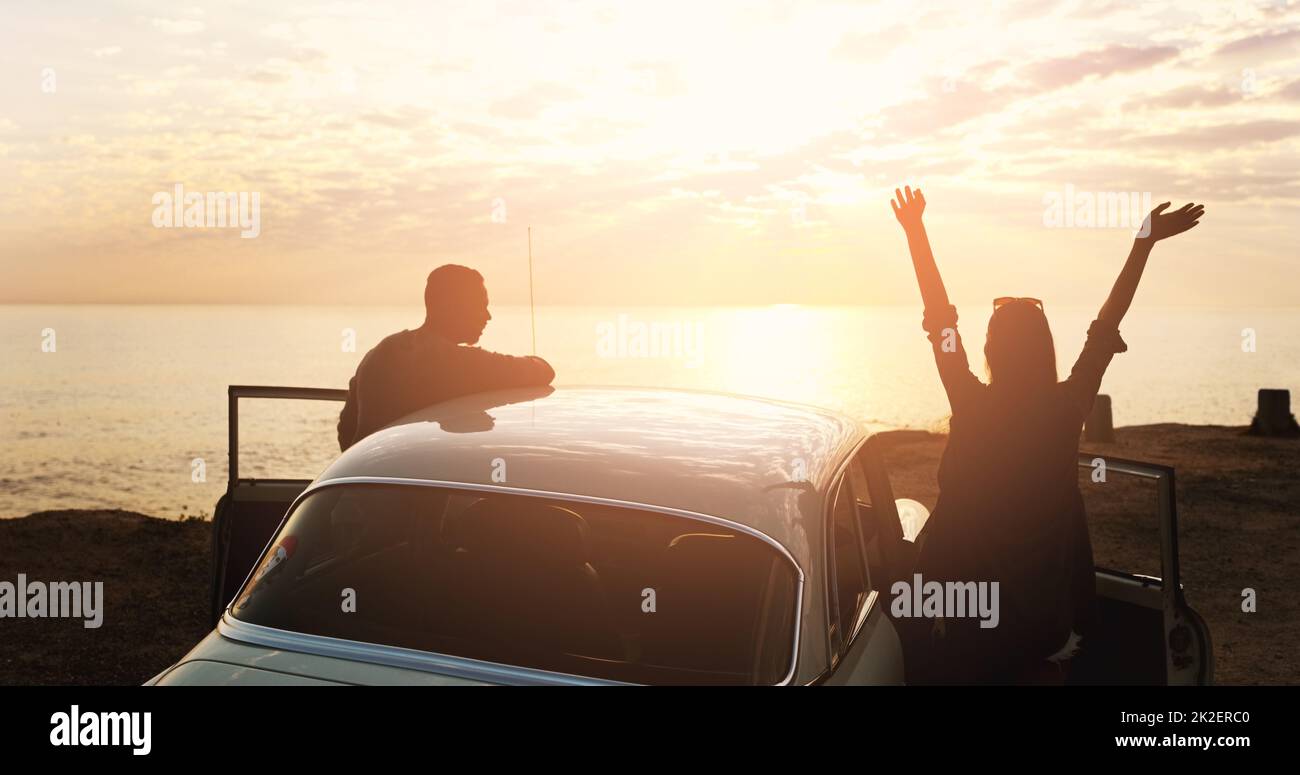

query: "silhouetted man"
xmin=337 ymin=264 xmax=555 ymax=451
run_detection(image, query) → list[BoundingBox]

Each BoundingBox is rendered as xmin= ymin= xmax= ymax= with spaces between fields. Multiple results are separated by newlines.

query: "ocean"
xmin=2 ymin=303 xmax=1295 ymax=518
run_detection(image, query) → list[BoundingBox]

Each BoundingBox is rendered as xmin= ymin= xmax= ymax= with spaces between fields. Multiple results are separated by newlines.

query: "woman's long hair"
xmin=984 ymin=301 xmax=1057 ymax=392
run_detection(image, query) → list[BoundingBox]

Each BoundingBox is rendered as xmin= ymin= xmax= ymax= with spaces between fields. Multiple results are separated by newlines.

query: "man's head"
xmin=424 ymin=264 xmax=490 ymax=344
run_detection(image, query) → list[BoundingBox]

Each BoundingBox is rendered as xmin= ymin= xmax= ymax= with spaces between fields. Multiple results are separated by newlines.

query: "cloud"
xmin=246 ymin=69 xmax=291 ymax=84
xmin=360 ymin=107 xmax=432 ymax=129
xmin=288 ymin=48 xmax=329 ymax=66
xmin=1001 ymin=0 xmax=1066 ymax=20
xmin=1124 ymin=119 xmax=1300 ymax=150
xmin=1278 ymin=79 xmax=1300 ymax=101
xmin=626 ymin=62 xmax=688 ymax=97
xmin=832 ymin=26 xmax=907 ymax=63
xmin=5 ymin=1 xmax=1298 ymax=306
xmin=150 ymin=18 xmax=205 ymax=35
xmin=1067 ymin=0 xmax=1141 ymax=19
xmin=1215 ymin=29 xmax=1300 ymax=60
xmin=875 ymin=80 xmax=1020 ymax=140
xmin=489 ymin=83 xmax=582 ymax=119
xmin=1138 ymin=83 xmax=1240 ymax=110
xmin=261 ymin=22 xmax=297 ymax=41
xmin=1021 ymin=44 xmax=1179 ymax=90
xmin=874 ymin=45 xmax=1181 ymax=140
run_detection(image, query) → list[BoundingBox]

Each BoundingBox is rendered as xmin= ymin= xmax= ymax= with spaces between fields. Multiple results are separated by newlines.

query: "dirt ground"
xmin=0 ymin=510 xmax=211 ymax=685
xmin=0 ymin=423 xmax=1294 ymax=684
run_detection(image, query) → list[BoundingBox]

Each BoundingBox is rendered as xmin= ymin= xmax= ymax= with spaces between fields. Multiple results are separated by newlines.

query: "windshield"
xmin=230 ymin=484 xmax=799 ymax=685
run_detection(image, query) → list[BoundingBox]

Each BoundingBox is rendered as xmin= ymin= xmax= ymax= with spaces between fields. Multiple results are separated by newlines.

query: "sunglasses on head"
xmin=993 ymin=296 xmax=1044 ymax=311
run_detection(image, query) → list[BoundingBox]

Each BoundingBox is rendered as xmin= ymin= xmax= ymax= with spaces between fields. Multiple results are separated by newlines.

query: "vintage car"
xmin=148 ymin=385 xmax=1212 ymax=685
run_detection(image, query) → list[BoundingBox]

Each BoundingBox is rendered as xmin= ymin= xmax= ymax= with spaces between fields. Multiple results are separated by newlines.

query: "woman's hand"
xmin=891 ymin=186 xmax=926 ymax=232
xmin=1137 ymin=202 xmax=1204 ymax=243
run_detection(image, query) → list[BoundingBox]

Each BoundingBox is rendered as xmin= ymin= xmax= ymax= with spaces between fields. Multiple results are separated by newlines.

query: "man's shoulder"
xmin=358 ymin=329 xmax=417 ymax=370
xmin=377 ymin=328 xmax=417 ymax=349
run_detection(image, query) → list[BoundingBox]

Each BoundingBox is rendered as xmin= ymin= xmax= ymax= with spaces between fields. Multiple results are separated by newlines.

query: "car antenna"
xmin=527 ymin=226 xmax=537 ymax=356
xmin=528 ymin=226 xmax=538 ymax=427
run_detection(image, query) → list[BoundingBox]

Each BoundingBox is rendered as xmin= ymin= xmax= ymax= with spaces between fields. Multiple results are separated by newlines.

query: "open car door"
xmin=1068 ymin=453 xmax=1214 ymax=685
xmin=210 ymin=385 xmax=347 ymax=625
xmin=867 ymin=433 xmax=1213 ymax=686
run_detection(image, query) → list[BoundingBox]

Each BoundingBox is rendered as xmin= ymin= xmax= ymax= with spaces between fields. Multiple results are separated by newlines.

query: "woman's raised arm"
xmin=891 ymin=186 xmax=951 ymax=312
xmin=1065 ymin=201 xmax=1205 ymax=419
xmin=892 ymin=186 xmax=984 ymax=408
xmin=1097 ymin=202 xmax=1204 ymax=327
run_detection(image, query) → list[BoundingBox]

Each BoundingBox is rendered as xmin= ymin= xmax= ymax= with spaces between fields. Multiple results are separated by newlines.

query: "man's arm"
xmin=459 ymin=347 xmax=555 ymax=390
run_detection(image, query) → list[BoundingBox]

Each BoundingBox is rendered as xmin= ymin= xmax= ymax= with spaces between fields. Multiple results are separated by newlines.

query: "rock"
xmin=1248 ymin=389 xmax=1299 ymax=437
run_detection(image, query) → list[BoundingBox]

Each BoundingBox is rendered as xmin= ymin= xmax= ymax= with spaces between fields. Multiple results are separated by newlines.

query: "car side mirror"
xmin=894 ymin=498 xmax=930 ymax=542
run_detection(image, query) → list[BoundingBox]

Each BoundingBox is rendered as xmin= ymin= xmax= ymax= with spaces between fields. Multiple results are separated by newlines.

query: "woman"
xmin=889 ymin=186 xmax=1204 ymax=684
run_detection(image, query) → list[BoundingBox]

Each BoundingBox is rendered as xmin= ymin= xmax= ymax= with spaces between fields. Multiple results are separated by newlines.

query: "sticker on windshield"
xmin=255 ymin=536 xmax=298 ymax=582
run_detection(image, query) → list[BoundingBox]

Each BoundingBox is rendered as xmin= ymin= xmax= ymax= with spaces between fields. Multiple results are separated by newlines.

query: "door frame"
xmin=1076 ymin=452 xmax=1214 ymax=685
xmin=211 ymin=385 xmax=348 ymax=623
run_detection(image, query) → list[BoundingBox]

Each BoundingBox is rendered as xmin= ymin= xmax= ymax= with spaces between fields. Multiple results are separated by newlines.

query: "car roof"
xmin=317 ymin=385 xmax=866 ymax=570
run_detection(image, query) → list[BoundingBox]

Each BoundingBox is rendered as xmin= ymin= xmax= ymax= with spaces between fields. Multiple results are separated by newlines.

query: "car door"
xmin=210 ymin=385 xmax=347 ymax=625
xmin=864 ymin=431 xmax=1213 ymax=686
xmin=1068 ymin=453 xmax=1214 ymax=685
xmin=819 ymin=444 xmax=906 ymax=685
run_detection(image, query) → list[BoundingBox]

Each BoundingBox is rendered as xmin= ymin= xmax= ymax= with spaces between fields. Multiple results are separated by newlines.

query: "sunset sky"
xmin=1 ymin=0 xmax=1297 ymax=307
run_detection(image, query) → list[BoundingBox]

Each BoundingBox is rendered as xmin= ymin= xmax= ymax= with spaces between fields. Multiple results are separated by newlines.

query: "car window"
xmin=848 ymin=454 xmax=873 ymax=507
xmin=1076 ymin=461 xmax=1162 ymax=578
xmin=851 ymin=447 xmax=894 ymax=588
xmin=827 ymin=474 xmax=869 ymax=654
xmin=230 ymin=483 xmax=798 ymax=685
